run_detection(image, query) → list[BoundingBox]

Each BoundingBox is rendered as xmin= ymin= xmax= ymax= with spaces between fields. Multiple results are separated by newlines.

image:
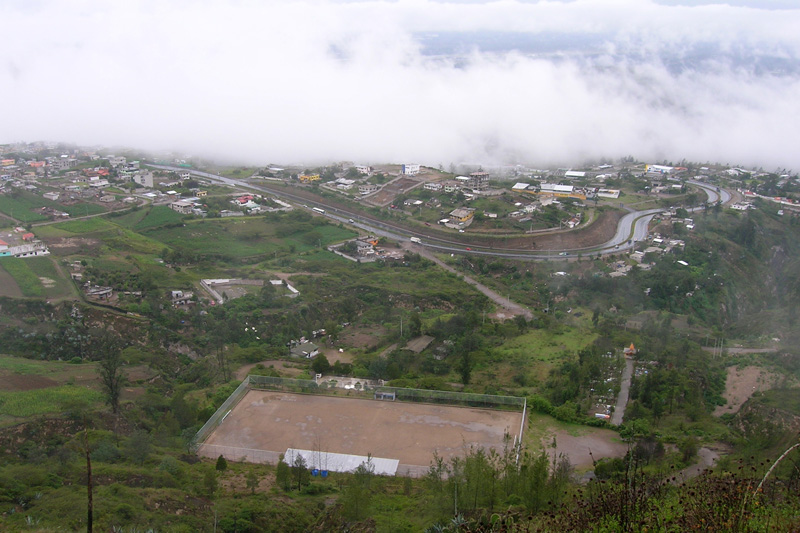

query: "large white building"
xmin=132 ymin=171 xmax=154 ymax=188
xmin=402 ymin=164 xmax=420 ymax=176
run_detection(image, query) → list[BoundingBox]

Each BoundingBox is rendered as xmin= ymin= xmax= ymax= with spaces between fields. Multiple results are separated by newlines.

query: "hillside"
xmin=0 ymin=176 xmax=799 ymax=531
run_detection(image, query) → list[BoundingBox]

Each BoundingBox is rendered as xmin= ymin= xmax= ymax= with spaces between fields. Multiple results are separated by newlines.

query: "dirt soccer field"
xmin=200 ymin=390 xmax=524 ymax=473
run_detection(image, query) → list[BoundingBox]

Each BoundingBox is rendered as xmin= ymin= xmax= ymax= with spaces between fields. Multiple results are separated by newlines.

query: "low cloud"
xmin=2 ymin=0 xmax=799 ymax=170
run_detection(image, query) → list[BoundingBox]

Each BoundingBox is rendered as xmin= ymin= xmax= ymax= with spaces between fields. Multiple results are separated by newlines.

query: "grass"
xmin=0 ymin=257 xmax=43 ymax=297
xmin=0 ymin=193 xmax=49 ymax=222
xmin=54 ymin=217 xmax=117 ymax=233
xmin=132 ymin=205 xmax=185 ymax=230
xmin=0 ymin=385 xmax=103 ymax=418
xmin=111 ymin=206 xmax=149 ymax=228
xmin=0 ymin=267 xmax=22 ymax=298
xmin=60 ymin=202 xmax=107 ymax=217
xmin=0 ymin=354 xmax=98 ymax=379
xmin=143 ymin=217 xmax=356 ymax=259
xmin=24 ymin=256 xmax=74 ymax=299
xmin=755 ymin=388 xmax=800 ymax=415
xmin=494 ymin=327 xmax=597 ymax=381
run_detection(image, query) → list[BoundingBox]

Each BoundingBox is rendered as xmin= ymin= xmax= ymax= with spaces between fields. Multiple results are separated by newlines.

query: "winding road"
xmin=149 ymin=165 xmax=731 ymax=260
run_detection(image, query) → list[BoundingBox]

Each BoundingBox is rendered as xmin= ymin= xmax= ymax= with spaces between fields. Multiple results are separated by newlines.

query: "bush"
xmin=91 ymin=441 xmax=121 ymax=463
xmin=159 ymin=456 xmax=182 ymax=476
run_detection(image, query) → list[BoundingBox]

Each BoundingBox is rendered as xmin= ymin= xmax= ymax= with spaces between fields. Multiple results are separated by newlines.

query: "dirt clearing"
xmin=200 ymin=390 xmax=523 ymax=474
xmin=0 ymin=374 xmax=59 ymax=391
xmin=542 ymin=427 xmax=628 ymax=471
xmin=714 ymin=365 xmax=784 ymax=416
xmin=234 ymin=360 xmax=307 ymax=381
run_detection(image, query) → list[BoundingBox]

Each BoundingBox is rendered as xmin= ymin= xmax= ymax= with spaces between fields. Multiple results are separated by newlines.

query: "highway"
xmin=149 ymin=165 xmax=731 ymax=261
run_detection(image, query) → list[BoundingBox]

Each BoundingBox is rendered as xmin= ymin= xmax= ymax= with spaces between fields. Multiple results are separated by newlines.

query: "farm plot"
xmin=0 ymin=257 xmax=43 ymax=297
xmin=199 ymin=390 xmax=523 ymax=475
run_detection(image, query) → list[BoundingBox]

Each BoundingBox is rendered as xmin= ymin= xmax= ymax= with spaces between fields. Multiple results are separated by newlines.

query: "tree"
xmin=291 ymin=454 xmax=310 ymax=491
xmin=409 ymin=312 xmax=422 ymax=337
xmin=96 ymin=338 xmax=126 ymax=415
xmin=181 ymin=427 xmax=198 ymax=453
xmin=203 ymin=467 xmax=218 ymax=498
xmin=311 ymin=354 xmax=331 ymax=375
xmin=459 ymin=350 xmax=472 ymax=385
xmin=124 ymin=430 xmax=152 ymax=465
xmin=276 ymin=454 xmax=291 ymax=491
xmin=341 ymin=456 xmax=375 ymax=520
xmin=216 ymin=454 xmax=228 ymax=472
xmin=246 ymin=470 xmax=259 ymax=494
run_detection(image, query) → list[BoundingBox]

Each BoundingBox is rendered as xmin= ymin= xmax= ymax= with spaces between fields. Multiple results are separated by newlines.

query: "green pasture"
xmin=24 ymin=257 xmax=74 ymax=299
xmin=0 ymin=193 xmax=49 ymax=222
xmin=0 ymin=385 xmax=103 ymax=420
xmin=132 ymin=205 xmax=184 ymax=230
xmin=0 ymin=354 xmax=96 ymax=378
xmin=54 ymin=217 xmax=117 ymax=233
xmin=111 ymin=207 xmax=149 ymax=228
xmin=493 ymin=327 xmax=597 ymax=382
xmin=0 ymin=257 xmax=42 ymax=297
xmin=144 ymin=217 xmax=355 ymax=259
xmin=60 ymin=202 xmax=107 ymax=217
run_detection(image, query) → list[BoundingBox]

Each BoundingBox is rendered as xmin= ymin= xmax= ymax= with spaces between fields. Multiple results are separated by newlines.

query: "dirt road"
xmin=611 ymin=356 xmax=634 ymax=426
xmin=409 ymin=244 xmax=532 ymax=319
xmin=675 ymin=447 xmax=720 ymax=482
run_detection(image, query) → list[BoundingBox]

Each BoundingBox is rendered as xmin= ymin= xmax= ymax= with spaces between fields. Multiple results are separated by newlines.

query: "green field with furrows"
xmin=132 ymin=205 xmax=185 ymax=230
xmin=0 ymin=257 xmax=42 ymax=297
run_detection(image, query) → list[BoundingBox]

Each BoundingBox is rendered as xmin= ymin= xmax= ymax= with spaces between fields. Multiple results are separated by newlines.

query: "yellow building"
xmin=299 ymin=174 xmax=320 ymax=182
xmin=449 ymin=207 xmax=475 ymax=223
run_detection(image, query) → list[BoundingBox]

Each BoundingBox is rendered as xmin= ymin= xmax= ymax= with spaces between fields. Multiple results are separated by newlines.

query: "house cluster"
xmin=423 ymin=172 xmax=491 ymax=195
xmin=170 ymin=290 xmax=195 ymax=307
xmin=85 ymin=284 xmax=114 ymax=301
xmin=588 ymin=349 xmax=627 ymax=420
xmin=737 ymin=188 xmax=800 ymax=212
xmin=0 ymin=228 xmax=49 ymax=258
xmin=512 ymin=182 xmax=594 ymax=201
xmin=332 ymin=235 xmax=405 ymax=262
xmin=627 ymin=235 xmax=685 ymax=270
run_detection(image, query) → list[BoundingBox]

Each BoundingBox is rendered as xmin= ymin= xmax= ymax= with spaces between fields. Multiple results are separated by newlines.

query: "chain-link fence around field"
xmin=248 ymin=374 xmax=525 ymax=410
xmin=195 ymin=375 xmax=526 ymax=448
xmin=373 ymin=385 xmax=526 ymax=410
xmin=197 ymin=442 xmax=282 ymax=465
xmin=192 ymin=376 xmax=251 ymax=449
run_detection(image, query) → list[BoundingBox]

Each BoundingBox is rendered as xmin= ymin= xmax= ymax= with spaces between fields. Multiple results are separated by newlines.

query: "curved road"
xmin=150 ymin=165 xmax=731 ymax=260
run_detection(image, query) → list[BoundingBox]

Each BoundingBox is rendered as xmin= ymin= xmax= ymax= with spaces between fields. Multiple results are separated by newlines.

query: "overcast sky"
xmin=3 ymin=0 xmax=799 ymax=170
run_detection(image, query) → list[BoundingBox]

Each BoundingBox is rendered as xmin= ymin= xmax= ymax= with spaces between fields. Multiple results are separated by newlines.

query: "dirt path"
xmin=702 ymin=347 xmax=777 ymax=355
xmin=409 ymin=244 xmax=532 ymax=320
xmin=675 ymin=447 xmax=720 ymax=482
xmin=377 ymin=343 xmax=398 ymax=358
xmin=611 ymin=356 xmax=635 ymax=426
